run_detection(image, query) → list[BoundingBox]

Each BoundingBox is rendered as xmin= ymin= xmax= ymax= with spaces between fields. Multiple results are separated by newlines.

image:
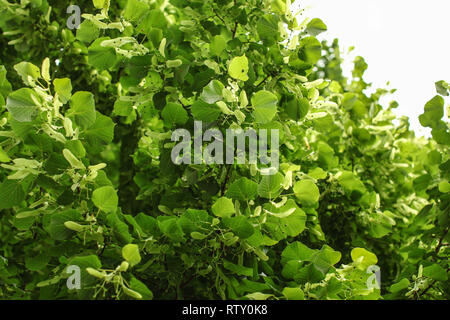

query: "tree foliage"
xmin=0 ymin=0 xmax=448 ymax=300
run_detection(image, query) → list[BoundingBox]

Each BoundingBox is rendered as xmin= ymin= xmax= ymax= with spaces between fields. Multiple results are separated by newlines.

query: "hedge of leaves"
xmin=0 ymin=0 xmax=448 ymax=300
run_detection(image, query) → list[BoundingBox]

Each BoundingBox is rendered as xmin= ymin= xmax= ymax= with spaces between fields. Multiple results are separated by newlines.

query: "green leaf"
xmin=70 ymin=255 xmax=102 ymax=289
xmin=212 ymin=197 xmax=235 ymax=218
xmin=439 ymin=181 xmax=450 ymax=193
xmin=223 ymin=259 xmax=253 ymax=277
xmin=293 ymin=180 xmax=320 ymax=206
xmin=222 ymin=216 xmax=254 ymax=239
xmin=311 ymin=245 xmax=341 ymax=274
xmin=419 ymin=95 xmax=444 ymax=128
xmin=200 ymin=80 xmax=225 ymax=104
xmin=53 ymin=78 xmax=72 ymax=103
xmin=317 ymin=141 xmax=338 ymax=169
xmin=66 ymin=140 xmax=86 ymax=159
xmin=423 ymin=264 xmax=448 ymax=281
xmin=258 ymin=172 xmax=284 ymax=199
xmin=71 ymin=255 xmax=102 ymax=271
xmin=298 ymin=36 xmax=322 ymax=65
xmin=413 ymin=174 xmax=432 ymax=192
xmin=191 ymin=231 xmax=208 ymax=240
xmin=68 ymin=91 xmax=96 ymax=129
xmin=138 ymin=9 xmax=167 ymax=33
xmin=6 ymin=88 xmax=41 ymax=122
xmin=114 ymin=100 xmax=136 ymax=123
xmin=124 ymin=0 xmax=150 ymax=22
xmin=252 ymin=90 xmax=278 ymax=124
xmin=161 ymin=102 xmax=188 ymax=126
xmin=93 ymin=0 xmax=106 ymax=9
xmin=0 ymin=146 xmax=11 ymax=162
xmin=337 ymin=171 xmax=366 ymax=199
xmin=228 ymin=55 xmax=249 ymax=81
xmin=13 ymin=62 xmax=40 ymax=86
xmin=282 ymin=287 xmax=305 ymax=300
xmin=281 ymin=242 xmax=316 ymax=264
xmin=431 ymin=126 xmax=450 ymax=146
xmin=308 ymin=167 xmax=327 ymax=179
xmin=246 ymin=229 xmax=277 ymax=248
xmin=351 ymin=248 xmax=378 ymax=270
xmin=271 ymin=0 xmax=287 ymax=14
xmin=129 ymin=276 xmax=153 ymax=299
xmin=179 ymin=209 xmax=212 ymax=234
xmin=352 ymin=56 xmax=368 ymax=79
xmin=85 ymin=112 xmax=115 ymax=144
xmin=285 ymin=96 xmax=309 ymax=120
xmin=435 ymin=80 xmax=449 ymax=96
xmin=88 ymin=38 xmax=116 ymax=70
xmin=122 ymin=244 xmax=141 ymax=267
xmin=76 ymin=20 xmax=100 ymax=44
xmin=92 ymin=186 xmax=118 ymax=213
xmin=226 ymin=177 xmax=258 ymax=201
xmin=306 ymin=18 xmax=328 ymax=36
xmin=256 ymin=14 xmax=279 ymax=44
xmin=265 ymin=199 xmax=307 ymax=238
xmin=0 ymin=180 xmax=25 ymax=209
xmin=25 ymin=253 xmax=50 ymax=271
xmin=389 ymin=278 xmax=410 ymax=293
xmin=191 ymin=100 xmax=222 ymax=122
xmin=210 ymin=35 xmax=227 ymax=56
xmin=0 ymin=65 xmax=12 ymax=99
xmin=134 ymin=214 xmax=158 ymax=237
xmin=107 ymin=213 xmax=133 ymax=244
xmin=158 ymin=217 xmax=185 ymax=243
xmin=49 ymin=209 xmax=83 ymax=240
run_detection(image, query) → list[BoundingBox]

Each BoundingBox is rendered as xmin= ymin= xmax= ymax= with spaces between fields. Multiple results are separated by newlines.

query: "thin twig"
xmin=232 ymin=21 xmax=238 ymax=39
xmin=212 ymin=9 xmax=226 ymax=25
xmin=255 ymin=74 xmax=271 ymax=88
xmin=417 ymin=267 xmax=450 ymax=299
xmin=435 ymin=226 xmax=449 ymax=255
xmin=220 ymin=165 xmax=232 ymax=196
xmin=180 ymin=274 xmax=196 ymax=288
xmin=418 ymin=280 xmax=437 ymax=298
xmin=232 ymin=0 xmax=238 ymax=39
xmin=97 ymin=242 xmax=107 ymax=257
xmin=178 ymin=99 xmax=186 ymax=108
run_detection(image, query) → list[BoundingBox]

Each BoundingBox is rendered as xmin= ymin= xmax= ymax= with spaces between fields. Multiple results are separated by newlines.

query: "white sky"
xmin=293 ymin=0 xmax=450 ymax=136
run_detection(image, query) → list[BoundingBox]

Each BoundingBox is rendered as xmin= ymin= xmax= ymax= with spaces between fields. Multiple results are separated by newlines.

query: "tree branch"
xmin=435 ymin=226 xmax=449 ymax=255
xmin=212 ymin=9 xmax=226 ymax=25
xmin=232 ymin=21 xmax=238 ymax=39
xmin=418 ymin=279 xmax=437 ymax=298
xmin=256 ymin=74 xmax=271 ymax=88
xmin=220 ymin=165 xmax=232 ymax=196
xmin=417 ymin=267 xmax=450 ymax=299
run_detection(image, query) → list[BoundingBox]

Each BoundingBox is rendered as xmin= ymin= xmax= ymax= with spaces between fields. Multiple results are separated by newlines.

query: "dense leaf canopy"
xmin=0 ymin=0 xmax=448 ymax=300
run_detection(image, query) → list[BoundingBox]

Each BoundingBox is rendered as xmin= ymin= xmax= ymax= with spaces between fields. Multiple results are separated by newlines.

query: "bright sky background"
xmin=293 ymin=0 xmax=450 ymax=136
